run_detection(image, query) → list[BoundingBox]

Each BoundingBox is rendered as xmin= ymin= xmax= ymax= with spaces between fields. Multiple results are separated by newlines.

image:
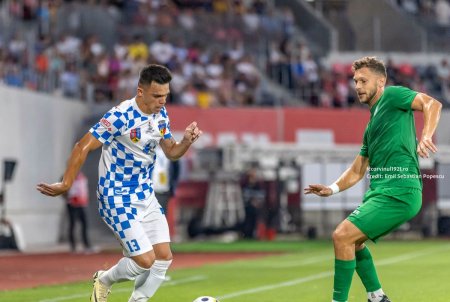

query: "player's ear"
xmin=137 ymin=86 xmax=143 ymax=97
xmin=377 ymin=76 xmax=386 ymax=88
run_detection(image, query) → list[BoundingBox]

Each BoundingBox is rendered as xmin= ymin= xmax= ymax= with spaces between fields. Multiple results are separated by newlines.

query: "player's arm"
xmin=37 ymin=133 xmax=102 ymax=196
xmin=411 ymin=93 xmax=442 ymax=158
xmin=304 ymin=155 xmax=369 ymax=197
xmin=160 ymin=121 xmax=202 ymax=161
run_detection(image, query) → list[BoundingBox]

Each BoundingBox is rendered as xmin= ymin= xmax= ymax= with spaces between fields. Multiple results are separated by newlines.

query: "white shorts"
xmin=99 ymin=193 xmax=170 ymax=257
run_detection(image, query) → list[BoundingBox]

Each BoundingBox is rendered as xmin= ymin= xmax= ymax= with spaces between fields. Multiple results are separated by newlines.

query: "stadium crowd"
xmin=0 ymin=0 xmax=449 ymax=108
xmin=391 ymin=0 xmax=450 ymax=26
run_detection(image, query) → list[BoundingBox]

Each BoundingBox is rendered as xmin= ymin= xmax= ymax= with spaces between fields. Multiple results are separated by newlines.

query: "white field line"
xmin=38 ymin=275 xmax=207 ymax=302
xmin=219 ymin=252 xmax=332 ymax=269
xmin=229 ymin=253 xmax=332 ymax=269
xmin=266 ymin=253 xmax=332 ymax=268
xmin=218 ymin=244 xmax=450 ymax=300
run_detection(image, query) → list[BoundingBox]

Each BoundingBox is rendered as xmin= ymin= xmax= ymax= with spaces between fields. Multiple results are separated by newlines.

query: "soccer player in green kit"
xmin=304 ymin=56 xmax=442 ymax=302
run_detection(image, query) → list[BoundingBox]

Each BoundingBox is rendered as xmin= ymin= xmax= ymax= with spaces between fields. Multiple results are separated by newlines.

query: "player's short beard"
xmin=358 ymin=85 xmax=377 ymax=104
xmin=365 ymin=89 xmax=377 ymax=104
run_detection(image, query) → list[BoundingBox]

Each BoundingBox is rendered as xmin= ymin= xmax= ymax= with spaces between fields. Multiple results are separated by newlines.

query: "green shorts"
xmin=347 ymin=187 xmax=422 ymax=242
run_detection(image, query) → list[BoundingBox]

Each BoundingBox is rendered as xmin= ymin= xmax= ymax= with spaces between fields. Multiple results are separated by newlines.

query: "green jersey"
xmin=360 ymin=86 xmax=422 ymax=190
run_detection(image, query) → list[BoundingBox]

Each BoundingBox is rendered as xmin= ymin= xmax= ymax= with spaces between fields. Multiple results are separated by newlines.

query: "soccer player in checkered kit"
xmin=37 ymin=64 xmax=202 ymax=302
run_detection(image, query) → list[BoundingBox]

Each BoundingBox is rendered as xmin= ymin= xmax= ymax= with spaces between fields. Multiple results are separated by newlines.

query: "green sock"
xmin=333 ymin=259 xmax=356 ymax=302
xmin=356 ymin=246 xmax=381 ymax=292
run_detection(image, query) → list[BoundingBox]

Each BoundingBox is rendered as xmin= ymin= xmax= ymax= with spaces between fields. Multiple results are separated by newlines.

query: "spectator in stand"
xmin=435 ymin=0 xmax=450 ymax=26
xmin=436 ymin=58 xmax=450 ymax=103
xmin=149 ymin=34 xmax=175 ymax=66
xmin=8 ymin=32 xmax=27 ymax=62
xmin=1 ymin=0 xmax=449 ymax=108
xmin=60 ymin=63 xmax=80 ymax=98
xmin=128 ymin=35 xmax=149 ymax=62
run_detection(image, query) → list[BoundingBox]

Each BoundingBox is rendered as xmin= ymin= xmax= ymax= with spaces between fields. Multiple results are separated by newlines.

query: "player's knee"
xmin=133 ymin=252 xmax=155 ymax=269
xmin=158 ymin=251 xmax=173 ymax=261
xmin=153 ymin=242 xmax=173 ymax=261
xmin=332 ymin=227 xmax=349 ymax=244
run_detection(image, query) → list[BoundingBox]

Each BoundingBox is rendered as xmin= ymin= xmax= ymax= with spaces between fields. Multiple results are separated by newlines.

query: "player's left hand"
xmin=36 ymin=182 xmax=69 ymax=197
xmin=417 ymin=136 xmax=437 ymax=158
xmin=304 ymin=184 xmax=333 ymax=197
xmin=183 ymin=121 xmax=202 ymax=144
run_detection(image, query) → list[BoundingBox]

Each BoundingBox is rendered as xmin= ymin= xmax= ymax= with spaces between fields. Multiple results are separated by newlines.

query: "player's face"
xmin=137 ymin=82 xmax=170 ymax=114
xmin=353 ymin=67 xmax=385 ymax=107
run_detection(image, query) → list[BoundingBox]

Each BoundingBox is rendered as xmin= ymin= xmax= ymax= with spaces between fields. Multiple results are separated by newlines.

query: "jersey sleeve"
xmin=359 ymin=126 xmax=369 ymax=157
xmin=89 ymin=108 xmax=127 ymax=145
xmin=386 ymin=86 xmax=418 ymax=111
xmin=160 ymin=107 xmax=173 ymax=140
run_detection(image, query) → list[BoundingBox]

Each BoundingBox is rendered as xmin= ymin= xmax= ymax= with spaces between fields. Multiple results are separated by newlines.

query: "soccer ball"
xmin=193 ymin=296 xmax=220 ymax=302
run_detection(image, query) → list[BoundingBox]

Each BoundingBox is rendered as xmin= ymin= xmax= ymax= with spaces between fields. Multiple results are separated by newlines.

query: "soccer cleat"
xmin=90 ymin=271 xmax=111 ymax=302
xmin=368 ymin=295 xmax=391 ymax=302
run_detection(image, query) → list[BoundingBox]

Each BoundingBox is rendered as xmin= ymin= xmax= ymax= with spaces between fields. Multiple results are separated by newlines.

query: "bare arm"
xmin=411 ymin=93 xmax=442 ymax=158
xmin=36 ymin=132 xmax=102 ymax=196
xmin=160 ymin=121 xmax=202 ymax=161
xmin=304 ymin=155 xmax=369 ymax=197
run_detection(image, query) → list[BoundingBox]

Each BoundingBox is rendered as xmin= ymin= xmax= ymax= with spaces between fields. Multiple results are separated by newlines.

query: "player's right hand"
xmin=417 ymin=136 xmax=437 ymax=158
xmin=36 ymin=182 xmax=69 ymax=197
xmin=183 ymin=121 xmax=202 ymax=144
xmin=303 ymin=184 xmax=333 ymax=197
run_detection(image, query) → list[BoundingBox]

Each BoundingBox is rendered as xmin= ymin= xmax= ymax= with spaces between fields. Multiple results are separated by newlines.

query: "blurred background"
xmin=0 ymin=0 xmax=449 ymax=252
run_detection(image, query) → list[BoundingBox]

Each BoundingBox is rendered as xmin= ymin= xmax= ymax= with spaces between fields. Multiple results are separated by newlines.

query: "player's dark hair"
xmin=138 ymin=64 xmax=172 ymax=86
xmin=352 ymin=56 xmax=387 ymax=77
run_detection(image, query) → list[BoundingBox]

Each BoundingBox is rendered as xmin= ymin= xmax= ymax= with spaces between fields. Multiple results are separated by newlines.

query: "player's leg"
xmin=129 ymin=199 xmax=172 ymax=302
xmin=92 ymin=250 xmax=153 ymax=302
xmin=332 ymin=219 xmax=367 ymax=302
xmin=355 ymin=243 xmax=389 ymax=302
xmin=100 ymin=250 xmax=155 ymax=285
xmin=129 ymin=243 xmax=172 ymax=302
xmin=348 ymin=187 xmax=421 ymax=302
xmin=91 ymin=203 xmax=154 ymax=302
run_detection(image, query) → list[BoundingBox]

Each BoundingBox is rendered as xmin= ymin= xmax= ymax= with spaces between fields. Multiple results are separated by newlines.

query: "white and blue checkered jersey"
xmin=89 ymin=98 xmax=172 ymax=205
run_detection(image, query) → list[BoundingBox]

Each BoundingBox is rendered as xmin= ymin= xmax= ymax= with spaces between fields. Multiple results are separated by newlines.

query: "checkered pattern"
xmin=98 ymin=201 xmax=138 ymax=238
xmin=90 ymin=98 xmax=172 ymax=236
xmin=90 ymin=98 xmax=172 ymax=208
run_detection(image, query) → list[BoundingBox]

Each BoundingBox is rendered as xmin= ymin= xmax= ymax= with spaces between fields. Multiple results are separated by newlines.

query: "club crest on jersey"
xmin=130 ymin=128 xmax=141 ymax=143
xmin=158 ymin=120 xmax=166 ymax=136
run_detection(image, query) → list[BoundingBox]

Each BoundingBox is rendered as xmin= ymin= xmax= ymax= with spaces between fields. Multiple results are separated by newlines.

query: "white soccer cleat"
xmin=90 ymin=271 xmax=111 ymax=302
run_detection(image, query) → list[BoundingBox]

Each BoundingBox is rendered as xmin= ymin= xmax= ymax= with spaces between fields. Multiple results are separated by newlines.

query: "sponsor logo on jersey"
xmin=114 ymin=188 xmax=129 ymax=195
xmin=146 ymin=122 xmax=154 ymax=134
xmin=100 ymin=118 xmax=111 ymax=127
xmin=158 ymin=120 xmax=166 ymax=136
xmin=130 ymin=128 xmax=141 ymax=143
xmin=143 ymin=139 xmax=158 ymax=155
xmin=100 ymin=118 xmax=112 ymax=131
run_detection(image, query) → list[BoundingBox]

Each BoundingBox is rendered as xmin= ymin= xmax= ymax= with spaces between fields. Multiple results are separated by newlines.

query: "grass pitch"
xmin=1 ymin=240 xmax=449 ymax=302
